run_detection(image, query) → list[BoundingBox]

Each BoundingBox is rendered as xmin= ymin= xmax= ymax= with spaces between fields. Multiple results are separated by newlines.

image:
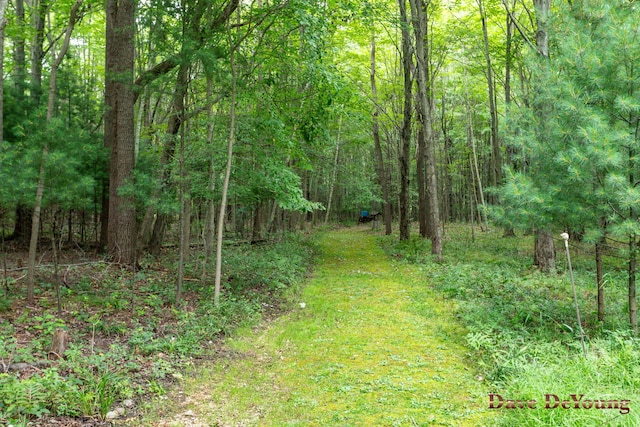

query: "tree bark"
xmin=532 ymin=0 xmax=556 ymax=272
xmin=398 ymin=0 xmax=412 ymax=242
xmin=478 ymin=0 xmax=501 ymax=202
xmin=30 ymin=0 xmax=49 ymax=101
xmin=105 ymin=0 xmax=137 ymax=265
xmin=630 ymin=234 xmax=637 ymax=332
xmin=0 ymin=0 xmax=7 ymax=146
xmin=409 ymin=0 xmax=442 ymax=258
xmin=324 ymin=116 xmax=341 ymax=225
xmin=370 ymin=33 xmax=392 ymax=235
xmin=534 ymin=229 xmax=556 ymax=273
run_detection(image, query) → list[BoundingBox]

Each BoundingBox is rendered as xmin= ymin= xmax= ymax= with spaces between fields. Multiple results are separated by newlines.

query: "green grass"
xmin=0 ymin=233 xmax=315 ymax=426
xmin=380 ymin=224 xmax=640 ymax=427
xmin=140 ymin=228 xmax=495 ymax=426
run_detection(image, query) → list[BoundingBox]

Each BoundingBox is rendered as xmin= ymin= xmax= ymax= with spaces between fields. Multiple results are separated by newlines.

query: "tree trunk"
xmin=30 ymin=0 xmax=49 ymax=101
xmin=630 ymin=149 xmax=638 ymax=331
xmin=214 ymin=20 xmax=238 ymax=307
xmin=478 ymin=0 xmax=501 ymax=201
xmin=531 ymin=0 xmax=555 ymax=272
xmin=370 ymin=32 xmax=392 ymax=235
xmin=534 ymin=229 xmax=556 ymax=273
xmin=26 ymin=0 xmax=83 ymax=304
xmin=0 ymin=0 xmax=6 ymax=146
xmin=13 ymin=0 xmax=25 ymax=93
xmin=409 ymin=0 xmax=442 ymax=258
xmin=398 ymin=0 xmax=412 ymax=242
xmin=596 ymin=234 xmax=605 ymax=322
xmin=324 ymin=116 xmax=341 ymax=225
xmin=11 ymin=0 xmax=47 ymax=245
xmin=630 ymin=235 xmax=638 ymax=332
xmin=202 ymin=77 xmax=217 ymax=282
xmin=106 ymin=0 xmax=137 ymax=265
xmin=147 ymin=62 xmax=189 ymax=256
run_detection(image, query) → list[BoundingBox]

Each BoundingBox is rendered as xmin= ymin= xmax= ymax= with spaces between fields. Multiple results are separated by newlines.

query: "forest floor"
xmin=138 ymin=227 xmax=495 ymax=427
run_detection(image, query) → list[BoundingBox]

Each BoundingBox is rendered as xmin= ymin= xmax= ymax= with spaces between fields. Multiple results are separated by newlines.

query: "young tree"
xmin=497 ymin=0 xmax=640 ymax=327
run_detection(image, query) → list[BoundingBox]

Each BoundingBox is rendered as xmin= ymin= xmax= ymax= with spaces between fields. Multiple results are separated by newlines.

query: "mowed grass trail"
xmin=149 ymin=228 xmax=495 ymax=426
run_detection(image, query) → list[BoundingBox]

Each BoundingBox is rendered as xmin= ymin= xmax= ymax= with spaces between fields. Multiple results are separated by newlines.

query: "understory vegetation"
xmin=382 ymin=224 xmax=640 ymax=426
xmin=0 ymin=233 xmax=315 ymax=426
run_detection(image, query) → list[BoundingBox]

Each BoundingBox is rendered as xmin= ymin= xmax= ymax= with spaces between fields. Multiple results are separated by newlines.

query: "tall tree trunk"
xmin=202 ymin=77 xmax=217 ymax=282
xmin=630 ymin=234 xmax=637 ymax=332
xmin=30 ymin=0 xmax=49 ymax=101
xmin=0 ymin=0 xmax=6 ymax=146
xmin=532 ymin=0 xmax=555 ymax=272
xmin=478 ymin=0 xmax=501 ymax=201
xmin=398 ymin=0 xmax=412 ymax=242
xmin=26 ymin=0 xmax=83 ymax=303
xmin=370 ymin=32 xmax=392 ymax=235
xmin=466 ymin=90 xmax=488 ymax=232
xmin=105 ymin=0 xmax=137 ymax=265
xmin=11 ymin=0 xmax=48 ymax=244
xmin=409 ymin=0 xmax=442 ymax=258
xmin=416 ymin=111 xmax=427 ymax=238
xmin=13 ymin=0 xmax=26 ymax=93
xmin=214 ymin=20 xmax=238 ymax=307
xmin=147 ymin=63 xmax=189 ymax=256
xmin=324 ymin=116 xmax=341 ymax=225
xmin=630 ymin=146 xmax=638 ymax=332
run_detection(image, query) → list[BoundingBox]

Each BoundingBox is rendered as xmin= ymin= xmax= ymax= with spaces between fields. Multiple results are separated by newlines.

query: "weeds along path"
xmin=149 ymin=228 xmax=494 ymax=426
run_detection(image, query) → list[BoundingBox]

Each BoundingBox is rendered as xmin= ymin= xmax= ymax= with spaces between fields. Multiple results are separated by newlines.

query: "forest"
xmin=1 ymin=0 xmax=640 ymax=425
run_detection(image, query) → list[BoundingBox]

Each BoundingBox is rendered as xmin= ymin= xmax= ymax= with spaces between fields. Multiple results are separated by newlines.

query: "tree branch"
xmin=501 ymin=0 xmax=536 ymax=52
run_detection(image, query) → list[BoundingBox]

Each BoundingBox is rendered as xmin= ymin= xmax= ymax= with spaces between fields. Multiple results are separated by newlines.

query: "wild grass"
xmin=381 ymin=224 xmax=640 ymax=426
xmin=138 ymin=228 xmax=496 ymax=426
xmin=0 ymin=232 xmax=315 ymax=426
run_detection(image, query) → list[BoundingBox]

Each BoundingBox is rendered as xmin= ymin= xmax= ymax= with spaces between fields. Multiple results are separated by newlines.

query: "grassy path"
xmin=149 ymin=228 xmax=494 ymax=426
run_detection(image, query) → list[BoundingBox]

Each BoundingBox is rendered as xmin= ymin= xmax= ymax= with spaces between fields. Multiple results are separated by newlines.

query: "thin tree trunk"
xmin=214 ymin=21 xmax=238 ymax=307
xmin=630 ymin=147 xmax=638 ymax=331
xmin=416 ymin=123 xmax=427 ymax=238
xmin=398 ymin=0 xmax=412 ymax=242
xmin=464 ymin=76 xmax=489 ymax=232
xmin=324 ymin=116 xmax=341 ymax=225
xmin=202 ymin=78 xmax=217 ymax=282
xmin=595 ymin=231 xmax=605 ymax=322
xmin=630 ymin=235 xmax=637 ymax=332
xmin=26 ymin=0 xmax=83 ymax=303
xmin=370 ymin=32 xmax=392 ymax=235
xmin=478 ymin=0 xmax=501 ymax=200
xmin=0 ymin=0 xmax=6 ymax=146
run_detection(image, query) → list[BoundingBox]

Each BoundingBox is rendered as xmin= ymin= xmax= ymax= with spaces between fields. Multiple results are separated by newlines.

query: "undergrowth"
xmin=0 ymin=232 xmax=315 ymax=426
xmin=380 ymin=225 xmax=640 ymax=426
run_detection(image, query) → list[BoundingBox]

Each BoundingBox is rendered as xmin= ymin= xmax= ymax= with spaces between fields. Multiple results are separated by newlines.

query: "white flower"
xmin=299 ymin=302 xmax=306 ymax=309
xmin=561 ymin=232 xmax=570 ymax=241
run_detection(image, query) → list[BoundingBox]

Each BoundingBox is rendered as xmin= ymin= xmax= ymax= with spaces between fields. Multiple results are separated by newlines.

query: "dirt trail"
xmin=146 ymin=228 xmax=495 ymax=427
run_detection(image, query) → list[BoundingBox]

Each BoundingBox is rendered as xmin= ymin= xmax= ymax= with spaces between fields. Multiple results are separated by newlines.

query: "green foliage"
xmin=383 ymin=225 xmax=640 ymax=426
xmin=222 ymin=233 xmax=315 ymax=294
xmin=497 ymin=0 xmax=640 ymax=243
